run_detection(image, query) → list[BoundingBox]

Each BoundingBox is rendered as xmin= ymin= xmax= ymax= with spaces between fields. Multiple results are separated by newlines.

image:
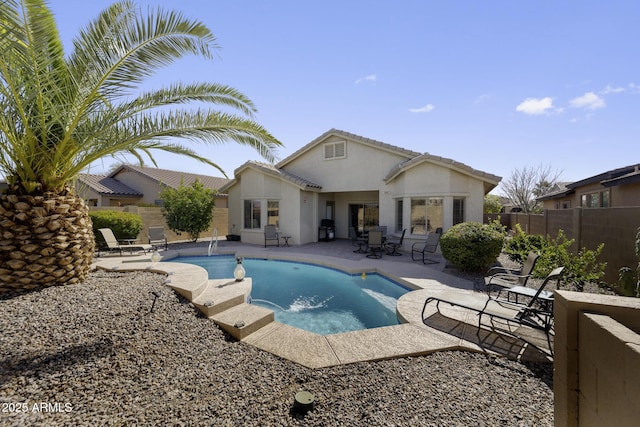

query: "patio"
xmin=95 ymin=238 xmax=553 ymax=367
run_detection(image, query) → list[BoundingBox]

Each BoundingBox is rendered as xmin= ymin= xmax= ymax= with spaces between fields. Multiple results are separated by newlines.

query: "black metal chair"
xmin=411 ymin=227 xmax=442 ymax=264
xmin=384 ymin=229 xmax=406 ymax=256
xmin=264 ymin=224 xmax=279 ymax=247
xmin=349 ymin=226 xmax=367 ymax=253
xmin=148 ymin=226 xmax=168 ymax=250
xmin=421 ymin=267 xmax=564 ymax=355
xmin=365 ymin=230 xmax=384 ymax=259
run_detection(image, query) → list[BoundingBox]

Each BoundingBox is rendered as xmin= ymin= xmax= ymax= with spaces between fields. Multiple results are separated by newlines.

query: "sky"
xmin=46 ymin=0 xmax=640 ymax=194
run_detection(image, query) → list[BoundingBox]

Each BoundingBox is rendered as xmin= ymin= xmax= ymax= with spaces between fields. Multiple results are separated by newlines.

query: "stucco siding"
xmin=226 ymin=185 xmax=242 ymax=235
xmin=283 ymin=137 xmax=410 ymax=192
xmin=400 ymin=162 xmax=453 ymax=195
xmin=113 ymin=171 xmax=160 ymax=205
xmin=299 ymin=191 xmax=317 ymax=244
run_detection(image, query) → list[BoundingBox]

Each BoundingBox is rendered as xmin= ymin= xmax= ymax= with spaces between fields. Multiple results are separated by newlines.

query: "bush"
xmin=504 ymin=223 xmax=546 ymax=263
xmin=534 ymin=230 xmax=606 ymax=290
xmin=506 ymin=226 xmax=607 ymax=291
xmin=440 ymin=222 xmax=505 ymax=272
xmin=160 ymin=179 xmax=216 ymax=241
xmin=90 ymin=210 xmax=143 ymax=243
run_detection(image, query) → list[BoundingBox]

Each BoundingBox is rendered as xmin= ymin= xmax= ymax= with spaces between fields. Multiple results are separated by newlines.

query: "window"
xmin=395 ymin=200 xmax=403 ymax=232
xmin=349 ymin=203 xmax=379 ymax=233
xmin=427 ymin=197 xmax=444 ymax=231
xmin=581 ymin=190 xmax=610 ymax=208
xmin=267 ymin=201 xmax=279 ymax=227
xmin=323 ymin=141 xmax=346 ymax=160
xmin=453 ymin=198 xmax=465 ymax=225
xmin=411 ymin=197 xmax=446 ymax=234
xmin=410 ymin=199 xmax=426 ymax=235
xmin=243 ymin=200 xmax=261 ymax=229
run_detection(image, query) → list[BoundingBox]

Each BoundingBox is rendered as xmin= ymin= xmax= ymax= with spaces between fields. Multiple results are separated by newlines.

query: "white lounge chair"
xmin=98 ymin=228 xmax=152 ymax=256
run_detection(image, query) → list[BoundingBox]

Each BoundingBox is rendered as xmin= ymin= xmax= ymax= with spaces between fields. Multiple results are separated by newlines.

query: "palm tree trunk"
xmin=0 ymin=193 xmax=95 ymax=296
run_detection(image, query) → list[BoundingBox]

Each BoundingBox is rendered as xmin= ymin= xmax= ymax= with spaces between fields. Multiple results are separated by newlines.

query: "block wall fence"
xmin=90 ymin=206 xmax=229 ymax=244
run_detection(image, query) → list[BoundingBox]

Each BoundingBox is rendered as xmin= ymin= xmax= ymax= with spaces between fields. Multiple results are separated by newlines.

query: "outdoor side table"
xmin=280 ymin=235 xmax=292 ymax=246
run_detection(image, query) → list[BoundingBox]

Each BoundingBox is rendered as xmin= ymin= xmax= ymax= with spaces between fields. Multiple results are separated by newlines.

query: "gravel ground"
xmin=1 ymin=268 xmax=555 ymax=426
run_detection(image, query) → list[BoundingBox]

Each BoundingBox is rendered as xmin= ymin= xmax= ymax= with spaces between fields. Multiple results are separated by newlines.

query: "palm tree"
xmin=0 ymin=0 xmax=282 ymax=294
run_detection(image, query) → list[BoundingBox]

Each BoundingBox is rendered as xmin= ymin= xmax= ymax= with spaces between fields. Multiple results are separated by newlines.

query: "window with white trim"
xmin=243 ymin=200 xmax=261 ymax=229
xmin=267 ymin=200 xmax=279 ymax=227
xmin=323 ymin=141 xmax=346 ymax=160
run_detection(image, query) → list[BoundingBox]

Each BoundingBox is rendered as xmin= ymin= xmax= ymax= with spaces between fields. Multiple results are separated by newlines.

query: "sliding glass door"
xmin=349 ymin=203 xmax=379 ymax=234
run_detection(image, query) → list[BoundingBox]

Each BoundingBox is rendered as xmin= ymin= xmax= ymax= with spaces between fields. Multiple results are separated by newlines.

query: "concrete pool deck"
xmin=94 ymin=239 xmax=553 ymax=368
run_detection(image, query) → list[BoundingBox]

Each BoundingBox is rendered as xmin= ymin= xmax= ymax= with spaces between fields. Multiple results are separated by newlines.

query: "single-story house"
xmin=538 ymin=164 xmax=640 ymax=209
xmin=76 ymin=164 xmax=230 ymax=207
xmin=219 ymin=129 xmax=501 ymax=248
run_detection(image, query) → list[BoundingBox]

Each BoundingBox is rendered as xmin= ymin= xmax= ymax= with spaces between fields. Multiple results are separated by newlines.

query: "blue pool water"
xmin=169 ymin=255 xmax=411 ymax=335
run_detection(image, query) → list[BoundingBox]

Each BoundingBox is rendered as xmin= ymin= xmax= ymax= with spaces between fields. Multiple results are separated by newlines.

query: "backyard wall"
xmin=486 ymin=207 xmax=640 ymax=284
xmin=554 ymin=291 xmax=640 ymax=427
xmin=90 ymin=206 xmax=229 ymax=243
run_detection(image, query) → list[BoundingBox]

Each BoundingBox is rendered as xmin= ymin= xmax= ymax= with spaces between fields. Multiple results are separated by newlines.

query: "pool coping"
xmin=94 ymin=246 xmax=553 ymax=367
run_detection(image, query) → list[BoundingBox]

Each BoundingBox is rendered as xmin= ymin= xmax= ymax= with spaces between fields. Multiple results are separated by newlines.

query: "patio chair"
xmin=264 ymin=224 xmax=279 ymax=247
xmin=375 ymin=225 xmax=387 ymax=242
xmin=148 ymin=226 xmax=168 ymax=250
xmin=384 ymin=229 xmax=406 ymax=256
xmin=98 ymin=228 xmax=152 ymax=256
xmin=349 ymin=226 xmax=367 ymax=253
xmin=422 ymin=267 xmax=564 ymax=353
xmin=365 ymin=230 xmax=384 ymax=259
xmin=411 ymin=227 xmax=442 ymax=264
xmin=484 ymin=251 xmax=539 ymax=297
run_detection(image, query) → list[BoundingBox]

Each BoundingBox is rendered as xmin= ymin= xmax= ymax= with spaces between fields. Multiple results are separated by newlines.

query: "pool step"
xmin=191 ymin=278 xmax=252 ymax=317
xmin=210 ymin=303 xmax=275 ymax=340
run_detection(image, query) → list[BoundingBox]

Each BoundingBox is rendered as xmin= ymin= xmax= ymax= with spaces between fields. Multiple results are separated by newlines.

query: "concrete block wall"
xmin=91 ymin=206 xmax=229 ymax=244
xmin=578 ymin=313 xmax=640 ymax=427
xmin=554 ymin=291 xmax=640 ymax=427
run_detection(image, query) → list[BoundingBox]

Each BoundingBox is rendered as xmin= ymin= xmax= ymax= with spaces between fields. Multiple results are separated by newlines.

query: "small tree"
xmin=500 ymin=164 xmax=562 ymax=213
xmin=160 ymin=179 xmax=216 ymax=241
xmin=484 ymin=194 xmax=503 ymax=214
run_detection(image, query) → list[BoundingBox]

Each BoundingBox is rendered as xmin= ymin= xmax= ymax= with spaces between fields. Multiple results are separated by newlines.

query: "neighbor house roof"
xmin=276 ymin=128 xmax=421 ymax=168
xmin=538 ymin=164 xmax=640 ymax=201
xmin=109 ymin=165 xmax=230 ymax=195
xmin=76 ymin=174 xmax=142 ymax=197
xmin=219 ymin=161 xmax=322 ymax=193
xmin=537 ymin=182 xmax=573 ymax=201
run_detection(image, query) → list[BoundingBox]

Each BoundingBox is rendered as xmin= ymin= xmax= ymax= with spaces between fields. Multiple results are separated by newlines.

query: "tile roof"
xmin=384 ymin=152 xmax=502 ymax=184
xmin=110 ymin=165 xmax=230 ymax=194
xmin=220 ymin=161 xmax=322 ymax=192
xmin=77 ymin=174 xmax=142 ymax=196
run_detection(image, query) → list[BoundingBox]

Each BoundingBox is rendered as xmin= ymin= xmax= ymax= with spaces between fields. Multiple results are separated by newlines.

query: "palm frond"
xmin=0 ymin=0 xmax=282 ymax=194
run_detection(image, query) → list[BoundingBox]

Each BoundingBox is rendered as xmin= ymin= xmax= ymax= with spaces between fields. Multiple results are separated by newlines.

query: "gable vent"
xmin=323 ymin=141 xmax=346 ymax=160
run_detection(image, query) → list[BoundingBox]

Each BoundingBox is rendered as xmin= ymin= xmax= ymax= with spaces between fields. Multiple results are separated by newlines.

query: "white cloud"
xmin=474 ymin=93 xmax=492 ymax=104
xmin=600 ymin=84 xmax=625 ymax=94
xmin=409 ymin=104 xmax=435 ymax=113
xmin=515 ymin=97 xmax=556 ymax=115
xmin=570 ymin=92 xmax=605 ymax=110
xmin=355 ymin=74 xmax=377 ymax=84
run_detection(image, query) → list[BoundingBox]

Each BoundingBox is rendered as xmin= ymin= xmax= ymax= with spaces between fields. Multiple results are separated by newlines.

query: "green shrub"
xmin=90 ymin=210 xmax=143 ymax=243
xmin=440 ymin=222 xmax=505 ymax=272
xmin=160 ymin=179 xmax=216 ymax=241
xmin=505 ymin=226 xmax=607 ymax=291
xmin=504 ymin=223 xmax=546 ymax=264
xmin=533 ymin=229 xmax=606 ymax=290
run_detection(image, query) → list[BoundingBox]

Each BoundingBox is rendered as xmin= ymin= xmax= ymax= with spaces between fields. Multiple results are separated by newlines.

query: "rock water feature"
xmin=0 ymin=192 xmax=95 ymax=295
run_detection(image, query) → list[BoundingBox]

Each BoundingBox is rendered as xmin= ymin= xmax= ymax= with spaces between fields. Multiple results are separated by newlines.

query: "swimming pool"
xmin=169 ymin=255 xmax=411 ymax=335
